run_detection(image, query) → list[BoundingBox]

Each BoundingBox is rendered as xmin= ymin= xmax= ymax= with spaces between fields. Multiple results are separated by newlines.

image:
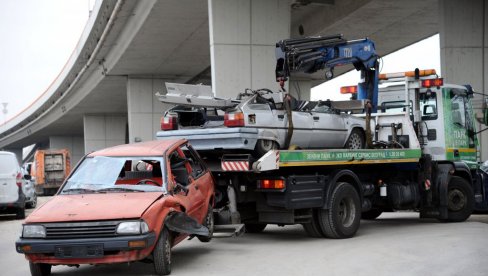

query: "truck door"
xmin=444 ymin=88 xmax=477 ymax=162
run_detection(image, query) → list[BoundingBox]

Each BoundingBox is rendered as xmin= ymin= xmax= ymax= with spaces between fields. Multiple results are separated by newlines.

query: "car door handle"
xmin=278 ymin=115 xmax=284 ymax=120
xmin=313 ymin=116 xmax=319 ymax=120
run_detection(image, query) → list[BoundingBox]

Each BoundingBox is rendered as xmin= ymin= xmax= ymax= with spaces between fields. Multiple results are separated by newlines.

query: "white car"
xmin=0 ymin=151 xmax=26 ymax=219
xmin=156 ymin=83 xmax=367 ymax=155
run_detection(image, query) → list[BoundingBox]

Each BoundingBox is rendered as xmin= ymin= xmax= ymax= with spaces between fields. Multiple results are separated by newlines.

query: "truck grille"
xmin=45 ymin=221 xmax=119 ymax=239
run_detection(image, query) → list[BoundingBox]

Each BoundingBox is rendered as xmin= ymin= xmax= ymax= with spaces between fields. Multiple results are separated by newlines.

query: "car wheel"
xmin=317 ymin=182 xmax=361 ymax=239
xmin=255 ymin=139 xmax=278 ymax=156
xmin=244 ymin=223 xmax=267 ymax=233
xmin=361 ymin=208 xmax=383 ymax=220
xmin=27 ymin=193 xmax=37 ymax=209
xmin=439 ymin=176 xmax=474 ymax=222
xmin=302 ymin=209 xmax=325 ymax=238
xmin=345 ymin=129 xmax=365 ymax=149
xmin=29 ymin=262 xmax=51 ymax=276
xmin=153 ymin=227 xmax=172 ymax=275
xmin=16 ymin=206 xmax=26 ymax=219
xmin=198 ymin=204 xmax=214 ymax=242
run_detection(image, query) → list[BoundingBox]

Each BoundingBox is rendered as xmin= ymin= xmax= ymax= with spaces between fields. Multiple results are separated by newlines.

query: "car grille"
xmin=44 ymin=221 xmax=119 ymax=239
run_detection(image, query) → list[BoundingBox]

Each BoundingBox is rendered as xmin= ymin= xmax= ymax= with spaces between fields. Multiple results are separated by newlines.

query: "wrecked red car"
xmin=16 ymin=139 xmax=215 ymax=276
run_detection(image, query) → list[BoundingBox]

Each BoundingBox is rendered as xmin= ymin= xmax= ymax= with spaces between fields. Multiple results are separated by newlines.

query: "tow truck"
xmin=160 ymin=35 xmax=488 ymax=238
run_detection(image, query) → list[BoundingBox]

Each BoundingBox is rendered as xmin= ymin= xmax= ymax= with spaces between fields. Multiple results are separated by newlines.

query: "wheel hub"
xmin=339 ymin=197 xmax=356 ymax=227
xmin=448 ymin=188 xmax=466 ymax=212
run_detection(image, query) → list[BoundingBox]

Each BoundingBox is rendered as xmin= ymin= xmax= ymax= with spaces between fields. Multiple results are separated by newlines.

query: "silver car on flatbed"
xmin=156 ymin=83 xmax=367 ymax=155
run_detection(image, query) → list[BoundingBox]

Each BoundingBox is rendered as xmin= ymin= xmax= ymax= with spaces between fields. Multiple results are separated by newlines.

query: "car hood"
xmin=26 ymin=193 xmax=164 ymax=223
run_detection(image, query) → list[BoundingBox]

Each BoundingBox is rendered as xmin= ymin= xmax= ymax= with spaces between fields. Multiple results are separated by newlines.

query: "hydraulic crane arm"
xmin=275 ymin=34 xmax=380 ymax=111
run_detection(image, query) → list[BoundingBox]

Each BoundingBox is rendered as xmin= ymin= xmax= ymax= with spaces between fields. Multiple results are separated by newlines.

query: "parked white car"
xmin=0 ymin=151 xmax=27 ymax=219
xmin=156 ymin=84 xmax=367 ymax=155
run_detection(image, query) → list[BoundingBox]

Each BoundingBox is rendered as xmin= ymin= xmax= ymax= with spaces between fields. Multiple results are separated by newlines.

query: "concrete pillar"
xmin=49 ymin=136 xmax=84 ymax=166
xmin=127 ymin=78 xmax=172 ymax=143
xmin=440 ymin=0 xmax=488 ymax=160
xmin=83 ymin=114 xmax=127 ymax=153
xmin=208 ymin=0 xmax=291 ymax=99
xmin=5 ymin=147 xmax=22 ymax=164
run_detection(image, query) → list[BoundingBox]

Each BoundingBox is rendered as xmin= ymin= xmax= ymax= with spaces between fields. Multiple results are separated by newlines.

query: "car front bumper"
xmin=156 ymin=127 xmax=259 ymax=151
xmin=16 ymin=232 xmax=157 ymax=264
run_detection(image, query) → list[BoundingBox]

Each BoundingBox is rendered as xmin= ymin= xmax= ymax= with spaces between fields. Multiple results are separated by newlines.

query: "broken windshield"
xmin=62 ymin=156 xmax=166 ymax=194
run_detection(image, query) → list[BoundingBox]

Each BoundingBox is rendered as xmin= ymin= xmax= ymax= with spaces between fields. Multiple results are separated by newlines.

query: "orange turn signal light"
xmin=258 ymin=179 xmax=285 ymax=189
xmin=128 ymin=240 xmax=147 ymax=248
xmin=421 ymin=78 xmax=443 ymax=88
xmin=21 ymin=245 xmax=32 ymax=252
xmin=340 ymin=85 xmax=358 ymax=94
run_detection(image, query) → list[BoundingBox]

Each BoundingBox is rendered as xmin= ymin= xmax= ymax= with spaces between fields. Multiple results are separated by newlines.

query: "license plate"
xmin=54 ymin=244 xmax=104 ymax=258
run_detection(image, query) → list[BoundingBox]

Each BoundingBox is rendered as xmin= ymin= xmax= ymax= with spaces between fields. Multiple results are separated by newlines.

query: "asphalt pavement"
xmin=1 ymin=196 xmax=487 ymax=276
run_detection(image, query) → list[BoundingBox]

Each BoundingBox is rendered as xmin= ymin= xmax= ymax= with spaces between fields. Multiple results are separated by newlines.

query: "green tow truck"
xmin=206 ymin=35 xmax=488 ymax=238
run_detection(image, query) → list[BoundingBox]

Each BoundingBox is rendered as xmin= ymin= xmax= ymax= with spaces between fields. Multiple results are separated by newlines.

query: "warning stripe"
xmin=221 ymin=161 xmax=249 ymax=171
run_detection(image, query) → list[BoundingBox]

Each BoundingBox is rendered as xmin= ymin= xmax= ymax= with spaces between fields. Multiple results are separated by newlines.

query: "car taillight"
xmin=421 ymin=78 xmax=443 ymax=88
xmin=161 ymin=116 xmax=177 ymax=131
xmin=16 ymin=172 xmax=22 ymax=188
xmin=224 ymin=112 xmax=244 ymax=127
xmin=257 ymin=179 xmax=285 ymax=190
xmin=340 ymin=85 xmax=358 ymax=94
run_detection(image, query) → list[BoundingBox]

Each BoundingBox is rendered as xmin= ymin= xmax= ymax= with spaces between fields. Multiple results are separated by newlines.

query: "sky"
xmin=0 ymin=0 xmax=93 ymax=121
xmin=0 ymin=1 xmax=440 ymax=121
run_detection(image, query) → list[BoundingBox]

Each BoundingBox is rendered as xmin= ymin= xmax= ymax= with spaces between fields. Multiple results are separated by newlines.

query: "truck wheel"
xmin=29 ymin=262 xmax=51 ymax=276
xmin=345 ymin=129 xmax=365 ymax=149
xmin=317 ymin=182 xmax=361 ymax=239
xmin=153 ymin=228 xmax=172 ymax=275
xmin=198 ymin=205 xmax=214 ymax=242
xmin=442 ymin=176 xmax=474 ymax=222
xmin=16 ymin=206 xmax=26 ymax=219
xmin=302 ymin=209 xmax=325 ymax=238
xmin=361 ymin=209 xmax=383 ymax=220
xmin=255 ymin=139 xmax=278 ymax=156
xmin=244 ymin=223 xmax=267 ymax=233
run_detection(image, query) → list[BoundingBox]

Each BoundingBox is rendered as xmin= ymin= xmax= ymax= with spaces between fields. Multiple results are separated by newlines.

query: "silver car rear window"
xmin=0 ymin=154 xmax=17 ymax=173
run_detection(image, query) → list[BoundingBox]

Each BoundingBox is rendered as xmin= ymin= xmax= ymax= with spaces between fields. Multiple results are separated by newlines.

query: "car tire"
xmin=153 ymin=227 xmax=172 ymax=276
xmin=439 ymin=176 xmax=474 ymax=222
xmin=27 ymin=194 xmax=37 ymax=209
xmin=29 ymin=262 xmax=51 ymax=276
xmin=198 ymin=204 xmax=214 ymax=243
xmin=317 ymin=182 xmax=361 ymax=239
xmin=244 ymin=223 xmax=267 ymax=233
xmin=16 ymin=206 xmax=26 ymax=219
xmin=302 ymin=209 xmax=325 ymax=238
xmin=361 ymin=208 xmax=383 ymax=220
xmin=345 ymin=129 xmax=365 ymax=149
xmin=255 ymin=139 xmax=278 ymax=156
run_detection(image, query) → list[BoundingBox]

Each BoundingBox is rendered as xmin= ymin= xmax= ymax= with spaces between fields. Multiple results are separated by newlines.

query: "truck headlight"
xmin=22 ymin=225 xmax=46 ymax=238
xmin=116 ymin=221 xmax=149 ymax=235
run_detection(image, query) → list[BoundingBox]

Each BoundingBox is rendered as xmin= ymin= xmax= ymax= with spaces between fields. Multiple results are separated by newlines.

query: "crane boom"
xmin=275 ymin=34 xmax=379 ymax=111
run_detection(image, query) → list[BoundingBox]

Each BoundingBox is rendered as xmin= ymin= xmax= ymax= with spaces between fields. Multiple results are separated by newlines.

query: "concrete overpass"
xmin=0 ymin=0 xmax=486 ymax=164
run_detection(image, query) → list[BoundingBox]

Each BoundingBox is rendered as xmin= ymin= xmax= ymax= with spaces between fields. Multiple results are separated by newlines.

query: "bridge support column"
xmin=49 ymin=136 xmax=84 ymax=165
xmin=440 ymin=0 xmax=488 ymax=160
xmin=83 ymin=115 xmax=127 ymax=153
xmin=127 ymin=78 xmax=170 ymax=143
xmin=208 ymin=0 xmax=291 ymax=99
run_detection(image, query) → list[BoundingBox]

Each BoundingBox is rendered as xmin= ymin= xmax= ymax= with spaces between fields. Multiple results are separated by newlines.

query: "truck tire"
xmin=302 ymin=209 xmax=324 ymax=238
xmin=29 ymin=262 xmax=51 ymax=276
xmin=345 ymin=129 xmax=365 ymax=149
xmin=255 ymin=139 xmax=278 ymax=156
xmin=153 ymin=228 xmax=172 ymax=275
xmin=244 ymin=223 xmax=267 ymax=233
xmin=198 ymin=205 xmax=214 ymax=242
xmin=317 ymin=182 xmax=361 ymax=239
xmin=361 ymin=209 xmax=383 ymax=220
xmin=441 ymin=176 xmax=474 ymax=222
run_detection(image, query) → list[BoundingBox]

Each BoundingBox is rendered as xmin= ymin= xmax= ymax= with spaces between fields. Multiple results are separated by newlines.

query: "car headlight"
xmin=22 ymin=225 xmax=46 ymax=238
xmin=116 ymin=221 xmax=149 ymax=235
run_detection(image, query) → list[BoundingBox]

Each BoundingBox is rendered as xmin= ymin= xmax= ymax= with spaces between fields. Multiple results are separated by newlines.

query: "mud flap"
xmin=165 ymin=212 xmax=209 ymax=237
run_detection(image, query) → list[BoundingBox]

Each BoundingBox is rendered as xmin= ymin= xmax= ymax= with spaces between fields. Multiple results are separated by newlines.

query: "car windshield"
xmin=61 ymin=156 xmax=167 ymax=194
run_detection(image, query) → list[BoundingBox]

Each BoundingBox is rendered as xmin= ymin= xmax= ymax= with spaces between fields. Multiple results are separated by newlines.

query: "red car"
xmin=16 ymin=139 xmax=215 ymax=276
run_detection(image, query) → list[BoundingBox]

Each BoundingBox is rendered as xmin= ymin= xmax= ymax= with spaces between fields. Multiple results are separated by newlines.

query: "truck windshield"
xmin=61 ymin=156 xmax=166 ymax=194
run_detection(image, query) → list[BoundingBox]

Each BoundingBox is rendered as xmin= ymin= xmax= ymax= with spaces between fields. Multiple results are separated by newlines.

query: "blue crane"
xmin=275 ymin=34 xmax=379 ymax=111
